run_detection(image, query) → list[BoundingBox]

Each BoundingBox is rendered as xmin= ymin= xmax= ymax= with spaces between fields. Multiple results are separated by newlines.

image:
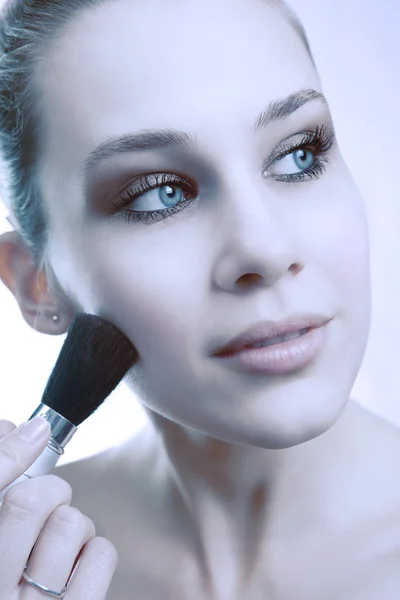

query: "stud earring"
xmin=52 ymin=314 xmax=60 ymax=324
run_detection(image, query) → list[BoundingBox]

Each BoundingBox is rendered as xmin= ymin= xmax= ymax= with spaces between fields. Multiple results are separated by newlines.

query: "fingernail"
xmin=18 ymin=417 xmax=51 ymax=442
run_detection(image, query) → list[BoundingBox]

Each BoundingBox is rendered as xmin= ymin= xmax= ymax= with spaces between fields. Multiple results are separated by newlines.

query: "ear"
xmin=0 ymin=230 xmax=75 ymax=335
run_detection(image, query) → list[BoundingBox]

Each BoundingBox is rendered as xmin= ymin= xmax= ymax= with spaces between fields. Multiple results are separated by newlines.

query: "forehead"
xmin=37 ymin=0 xmax=318 ymax=186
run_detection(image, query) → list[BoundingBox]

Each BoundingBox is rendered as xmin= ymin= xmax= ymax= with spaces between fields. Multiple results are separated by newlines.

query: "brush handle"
xmin=0 ymin=443 xmax=61 ymax=503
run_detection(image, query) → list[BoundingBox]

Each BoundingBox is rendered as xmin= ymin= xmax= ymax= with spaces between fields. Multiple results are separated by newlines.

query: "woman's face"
xmin=37 ymin=0 xmax=370 ymax=449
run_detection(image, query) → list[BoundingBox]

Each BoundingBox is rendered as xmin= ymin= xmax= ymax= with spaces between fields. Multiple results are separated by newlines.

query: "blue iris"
xmin=159 ymin=185 xmax=183 ymax=208
xmin=293 ymin=148 xmax=314 ymax=171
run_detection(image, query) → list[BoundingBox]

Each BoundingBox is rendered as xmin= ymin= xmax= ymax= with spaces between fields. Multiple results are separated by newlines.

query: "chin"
xmin=209 ymin=410 xmax=346 ymax=451
xmin=189 ymin=380 xmax=353 ymax=451
xmin=242 ymin=411 xmax=343 ymax=450
xmin=196 ymin=336 xmax=365 ymax=450
xmin=125 ymin=357 xmax=356 ymax=451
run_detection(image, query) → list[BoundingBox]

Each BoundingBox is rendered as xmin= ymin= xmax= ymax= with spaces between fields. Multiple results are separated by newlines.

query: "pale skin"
xmin=0 ymin=0 xmax=399 ymax=598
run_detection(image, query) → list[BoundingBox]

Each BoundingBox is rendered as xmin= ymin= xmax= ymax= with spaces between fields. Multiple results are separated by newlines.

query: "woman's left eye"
xmin=270 ymin=148 xmax=316 ymax=176
xmin=264 ymin=125 xmax=335 ymax=182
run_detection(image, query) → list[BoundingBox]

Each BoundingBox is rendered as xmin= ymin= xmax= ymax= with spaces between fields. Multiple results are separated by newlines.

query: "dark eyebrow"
xmin=252 ymin=88 xmax=327 ymax=132
xmin=82 ymin=88 xmax=327 ymax=180
xmin=81 ymin=130 xmax=197 ymax=180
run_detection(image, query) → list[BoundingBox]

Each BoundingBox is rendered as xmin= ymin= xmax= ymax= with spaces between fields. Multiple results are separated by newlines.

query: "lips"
xmin=250 ymin=328 xmax=309 ymax=348
xmin=212 ymin=315 xmax=330 ymax=357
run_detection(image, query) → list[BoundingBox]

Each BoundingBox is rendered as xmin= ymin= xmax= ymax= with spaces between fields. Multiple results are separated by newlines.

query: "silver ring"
xmin=21 ymin=565 xmax=69 ymax=598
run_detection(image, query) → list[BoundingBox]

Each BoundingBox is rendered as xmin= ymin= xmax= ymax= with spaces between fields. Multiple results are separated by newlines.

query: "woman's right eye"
xmin=109 ymin=172 xmax=198 ymax=224
xmin=128 ymin=183 xmax=187 ymax=212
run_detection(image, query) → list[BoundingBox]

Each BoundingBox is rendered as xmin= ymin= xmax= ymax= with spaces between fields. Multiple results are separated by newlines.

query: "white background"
xmin=0 ymin=0 xmax=399 ymax=464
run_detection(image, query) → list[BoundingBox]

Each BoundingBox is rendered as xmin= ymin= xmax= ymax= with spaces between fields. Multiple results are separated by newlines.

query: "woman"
xmin=0 ymin=0 xmax=399 ymax=598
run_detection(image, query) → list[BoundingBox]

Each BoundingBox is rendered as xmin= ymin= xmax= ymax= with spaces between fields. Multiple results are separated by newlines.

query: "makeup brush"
xmin=0 ymin=313 xmax=138 ymax=502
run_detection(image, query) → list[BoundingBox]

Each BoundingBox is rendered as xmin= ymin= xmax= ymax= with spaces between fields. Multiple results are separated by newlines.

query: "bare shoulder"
xmin=340 ymin=513 xmax=400 ymax=600
xmin=346 ymin=402 xmax=400 ymax=568
xmin=53 ymin=427 xmax=201 ymax=599
xmin=345 ymin=401 xmax=400 ymax=478
xmin=53 ymin=424 xmax=166 ymax=524
xmin=347 ymin=402 xmax=400 ymax=520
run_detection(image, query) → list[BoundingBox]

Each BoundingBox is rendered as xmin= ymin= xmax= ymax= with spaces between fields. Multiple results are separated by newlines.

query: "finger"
xmin=0 ymin=474 xmax=72 ymax=594
xmin=0 ymin=419 xmax=17 ymax=439
xmin=19 ymin=504 xmax=96 ymax=600
xmin=0 ymin=417 xmax=51 ymax=493
xmin=65 ymin=537 xmax=119 ymax=600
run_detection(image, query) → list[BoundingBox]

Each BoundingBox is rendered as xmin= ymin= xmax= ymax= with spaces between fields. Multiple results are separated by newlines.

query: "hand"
xmin=0 ymin=417 xmax=118 ymax=599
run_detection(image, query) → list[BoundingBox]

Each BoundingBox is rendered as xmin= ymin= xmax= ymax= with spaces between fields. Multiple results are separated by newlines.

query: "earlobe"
xmin=0 ymin=230 xmax=73 ymax=335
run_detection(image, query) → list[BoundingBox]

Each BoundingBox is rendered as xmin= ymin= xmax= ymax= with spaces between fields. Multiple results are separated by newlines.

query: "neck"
xmin=144 ymin=401 xmax=362 ymax=597
xmin=159 ymin=419 xmax=289 ymax=505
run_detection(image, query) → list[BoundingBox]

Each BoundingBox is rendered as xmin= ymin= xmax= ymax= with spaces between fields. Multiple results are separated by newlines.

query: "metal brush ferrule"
xmin=0 ymin=404 xmax=78 ymax=503
xmin=28 ymin=403 xmax=77 ymax=456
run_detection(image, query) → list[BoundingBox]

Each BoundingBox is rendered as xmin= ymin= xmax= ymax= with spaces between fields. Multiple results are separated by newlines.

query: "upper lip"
xmin=212 ymin=314 xmax=331 ymax=356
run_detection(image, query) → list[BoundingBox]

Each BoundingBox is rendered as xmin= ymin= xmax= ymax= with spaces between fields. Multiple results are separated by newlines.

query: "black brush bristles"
xmin=41 ymin=313 xmax=138 ymax=426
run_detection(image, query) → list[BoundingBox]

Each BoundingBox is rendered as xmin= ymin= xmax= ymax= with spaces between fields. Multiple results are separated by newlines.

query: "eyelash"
xmin=264 ymin=124 xmax=335 ymax=182
xmin=109 ymin=124 xmax=335 ymax=225
xmin=110 ymin=173 xmax=197 ymax=225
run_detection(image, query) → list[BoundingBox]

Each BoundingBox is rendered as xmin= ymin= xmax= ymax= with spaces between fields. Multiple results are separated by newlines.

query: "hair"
xmin=0 ymin=0 xmax=314 ymax=276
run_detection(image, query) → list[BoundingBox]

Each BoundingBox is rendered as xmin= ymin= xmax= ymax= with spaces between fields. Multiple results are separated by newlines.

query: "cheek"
xmin=79 ymin=224 xmax=211 ymax=362
xmin=321 ymin=210 xmax=369 ymax=288
xmin=307 ymin=183 xmax=371 ymax=329
xmin=330 ymin=207 xmax=369 ymax=303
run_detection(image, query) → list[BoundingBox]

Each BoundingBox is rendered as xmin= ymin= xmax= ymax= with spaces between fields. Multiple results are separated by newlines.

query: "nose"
xmin=211 ymin=177 xmax=303 ymax=292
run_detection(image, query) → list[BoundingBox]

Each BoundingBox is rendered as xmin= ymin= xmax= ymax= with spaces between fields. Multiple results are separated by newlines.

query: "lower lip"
xmin=214 ymin=323 xmax=329 ymax=375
